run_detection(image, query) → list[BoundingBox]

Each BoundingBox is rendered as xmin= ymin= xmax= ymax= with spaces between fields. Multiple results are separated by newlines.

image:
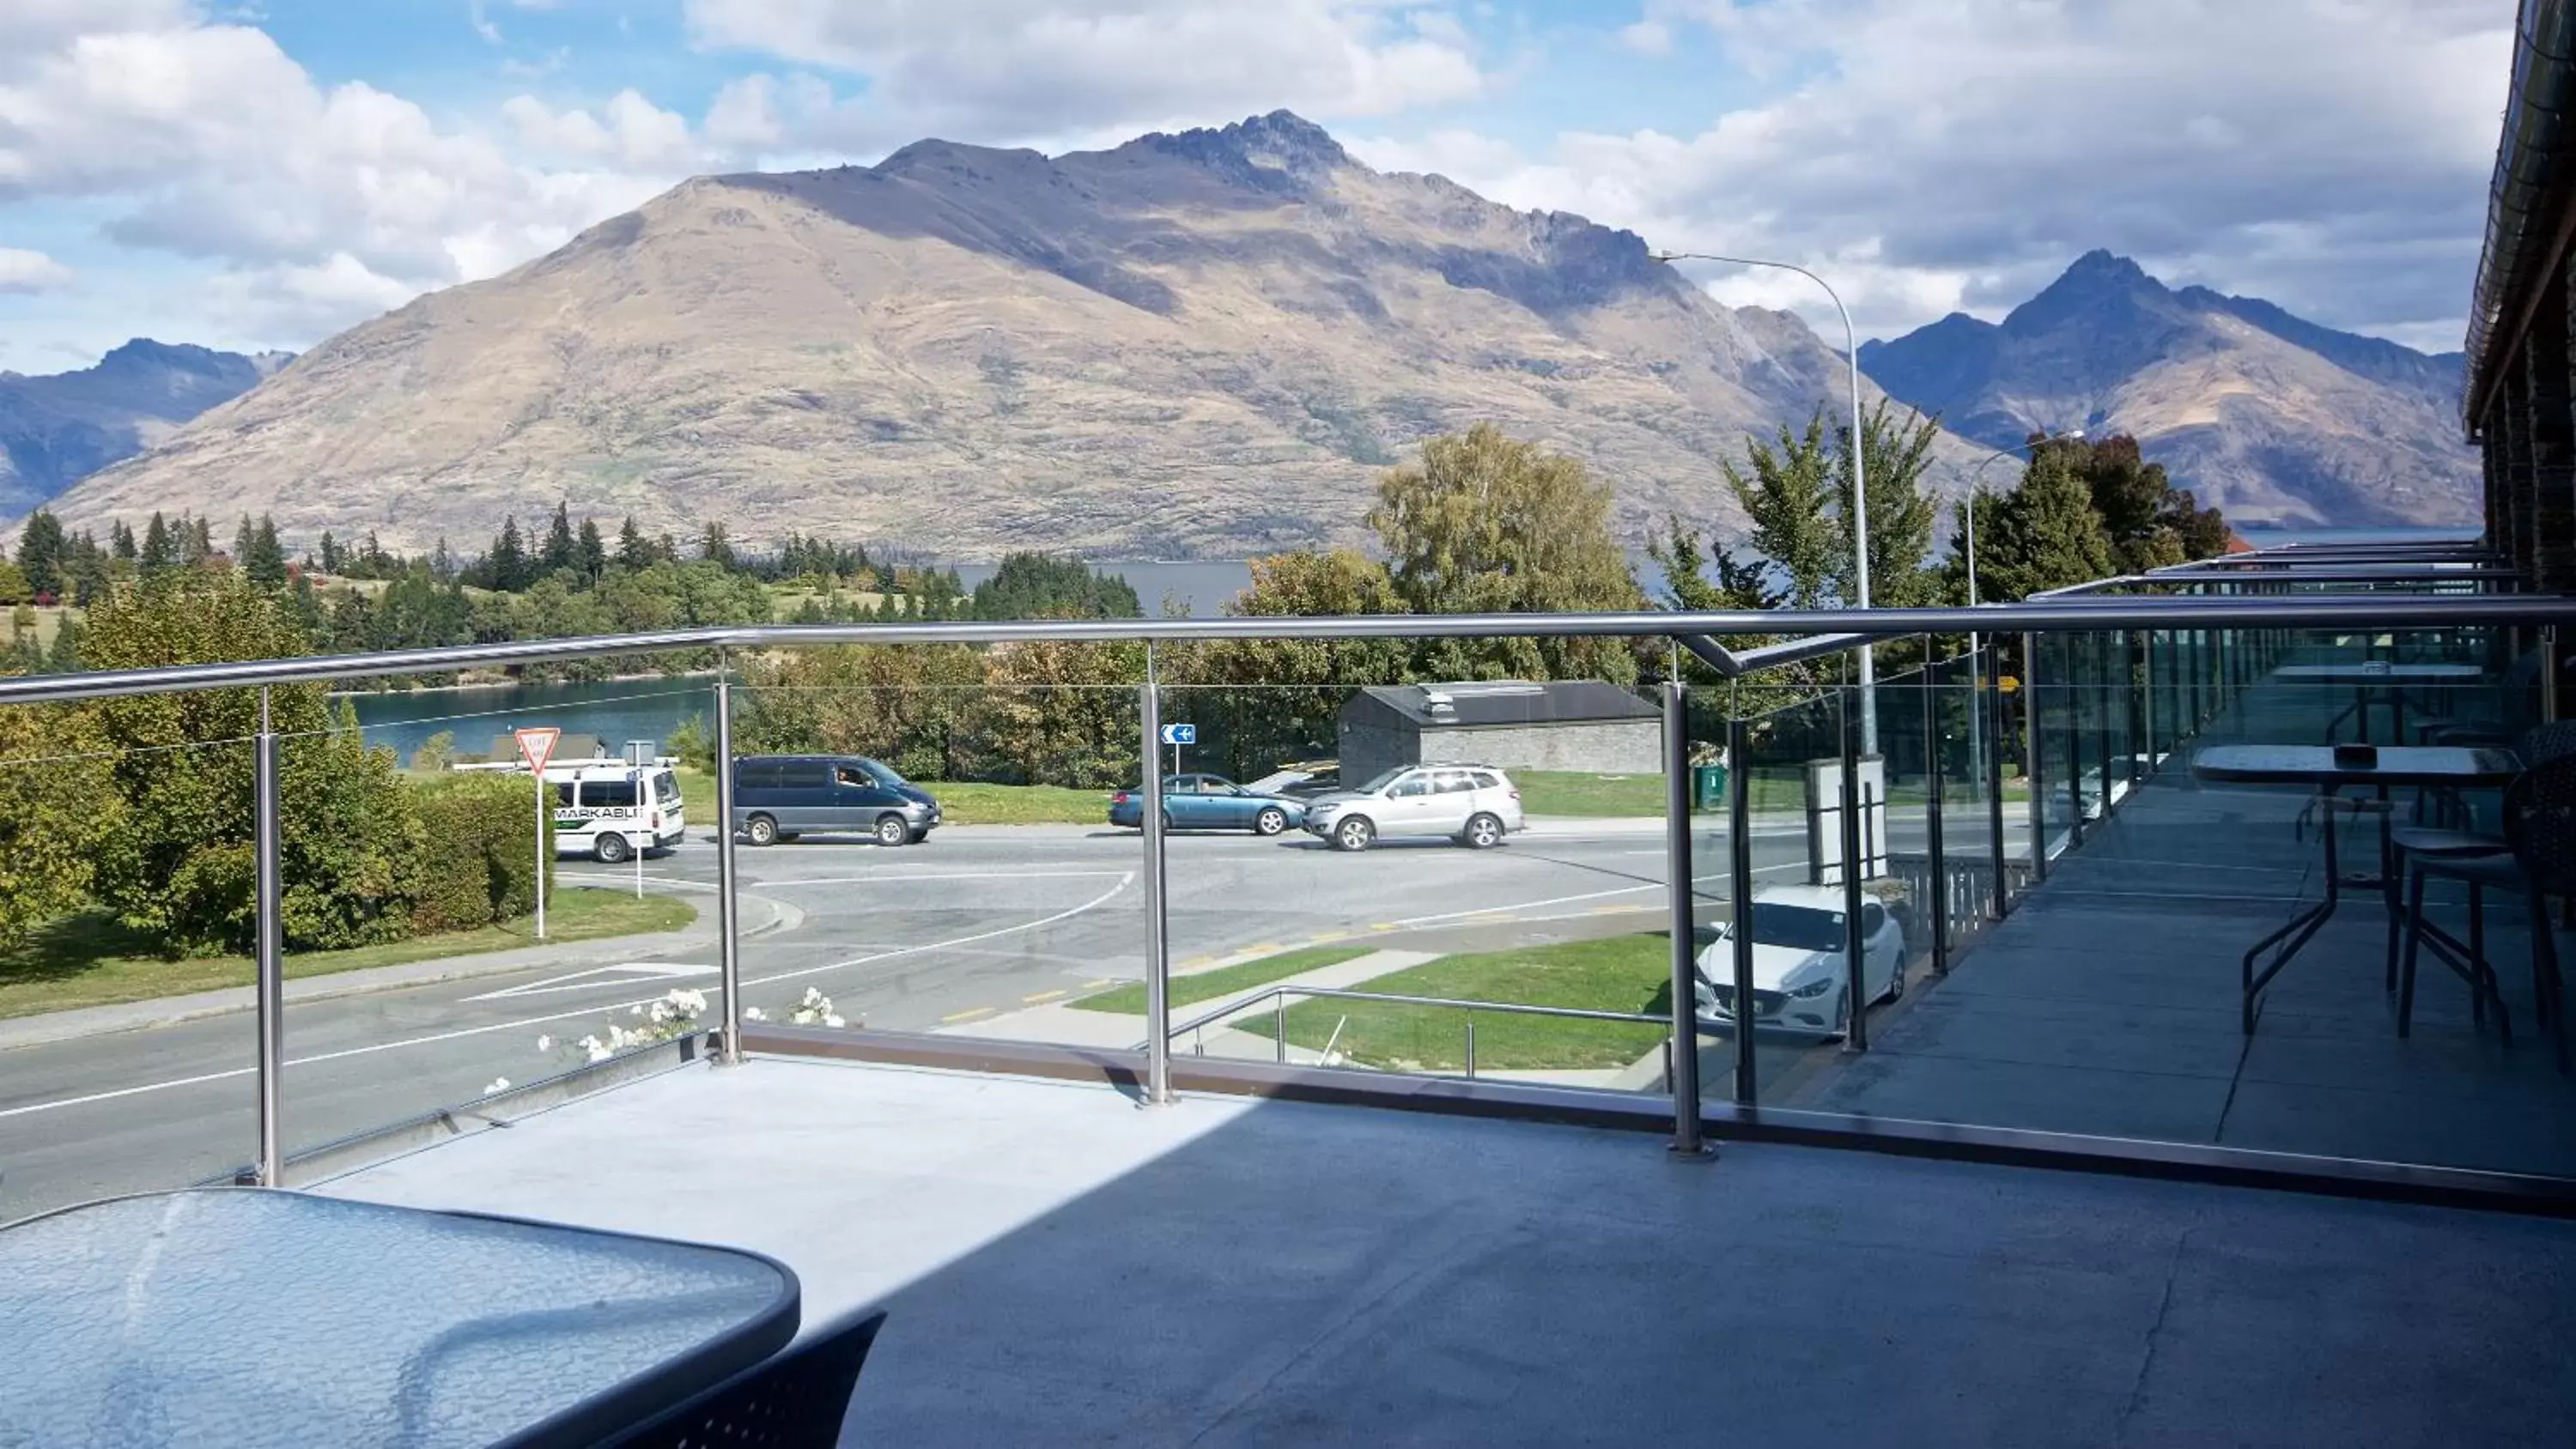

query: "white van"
xmin=544 ymin=759 xmax=687 ymax=863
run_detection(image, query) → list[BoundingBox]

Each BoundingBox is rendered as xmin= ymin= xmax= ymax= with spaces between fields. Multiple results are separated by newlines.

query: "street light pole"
xmin=1651 ymin=248 xmax=1874 ymax=749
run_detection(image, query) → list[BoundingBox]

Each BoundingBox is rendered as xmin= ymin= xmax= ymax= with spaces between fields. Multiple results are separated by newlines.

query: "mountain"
xmin=1857 ymin=251 xmax=2475 ymax=526
xmin=39 ymin=112 xmax=1969 ymax=559
xmin=0 ymin=340 xmax=291 ymax=518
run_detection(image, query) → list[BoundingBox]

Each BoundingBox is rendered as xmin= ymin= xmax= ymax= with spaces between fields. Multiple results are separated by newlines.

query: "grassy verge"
xmin=1072 ymin=944 xmax=1375 ymax=1014
xmin=1231 ymin=935 xmax=1674 ymax=1071
xmin=0 ymin=887 xmax=696 ymax=1022
xmin=1516 ymin=768 xmax=2031 ymax=819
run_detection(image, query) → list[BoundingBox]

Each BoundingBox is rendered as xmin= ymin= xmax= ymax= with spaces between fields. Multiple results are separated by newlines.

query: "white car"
xmin=1693 ymin=884 xmax=1906 ymax=1039
xmin=1302 ymin=765 xmax=1526 ymax=852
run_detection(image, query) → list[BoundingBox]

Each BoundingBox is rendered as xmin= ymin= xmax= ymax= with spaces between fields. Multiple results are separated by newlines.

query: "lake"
xmin=345 ymin=679 xmax=716 ymax=767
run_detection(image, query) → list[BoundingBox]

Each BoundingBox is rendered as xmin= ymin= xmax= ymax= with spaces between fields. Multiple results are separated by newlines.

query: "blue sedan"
xmin=1108 ymin=774 xmax=1307 ymax=836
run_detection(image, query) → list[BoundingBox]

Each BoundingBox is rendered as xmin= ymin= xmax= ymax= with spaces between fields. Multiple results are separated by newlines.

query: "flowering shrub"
xmin=541 ymin=988 xmax=707 ymax=1064
xmin=744 ymin=987 xmax=852 ymax=1028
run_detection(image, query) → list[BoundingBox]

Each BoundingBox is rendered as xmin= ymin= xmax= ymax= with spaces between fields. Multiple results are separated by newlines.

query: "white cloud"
xmin=680 ymin=0 xmax=1488 ymax=142
xmin=0 ymin=247 xmax=76 ymax=294
xmin=0 ymin=10 xmax=703 ymax=347
xmin=1362 ymin=0 xmax=2511 ymax=348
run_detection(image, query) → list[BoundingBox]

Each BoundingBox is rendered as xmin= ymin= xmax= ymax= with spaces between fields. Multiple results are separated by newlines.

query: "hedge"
xmin=409 ymin=773 xmax=555 ymax=935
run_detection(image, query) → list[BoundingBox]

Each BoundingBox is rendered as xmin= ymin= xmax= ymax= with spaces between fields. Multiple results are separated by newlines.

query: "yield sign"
xmin=514 ymin=726 xmax=562 ymax=774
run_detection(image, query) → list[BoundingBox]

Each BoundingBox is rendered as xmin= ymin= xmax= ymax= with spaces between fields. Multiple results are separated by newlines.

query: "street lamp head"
xmin=1647 ymin=249 xmax=1682 ymax=264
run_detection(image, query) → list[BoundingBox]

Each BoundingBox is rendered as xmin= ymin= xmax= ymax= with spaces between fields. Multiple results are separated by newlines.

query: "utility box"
xmin=1805 ymin=755 xmax=1890 ymax=885
xmin=1692 ymin=763 xmax=1728 ymax=812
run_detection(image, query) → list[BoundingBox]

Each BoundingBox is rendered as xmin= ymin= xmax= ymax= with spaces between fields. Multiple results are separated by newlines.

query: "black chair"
xmin=2396 ymin=756 xmax=2574 ymax=1071
xmin=2415 ymin=649 xmax=2546 ymax=749
xmin=598 ymin=1307 xmax=889 ymax=1449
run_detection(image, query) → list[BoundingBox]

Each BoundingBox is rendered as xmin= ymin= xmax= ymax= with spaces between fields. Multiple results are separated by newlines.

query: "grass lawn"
xmin=1515 ymin=768 xmax=2030 ymax=819
xmin=0 ymin=887 xmax=696 ymax=1022
xmin=1072 ymin=944 xmax=1374 ymax=1014
xmin=1232 ymin=934 xmax=1675 ymax=1072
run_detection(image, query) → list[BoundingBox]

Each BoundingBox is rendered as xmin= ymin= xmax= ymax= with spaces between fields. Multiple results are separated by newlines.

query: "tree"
xmin=1723 ymin=410 xmax=1842 ymax=609
xmin=1965 ymin=449 xmax=2115 ymax=602
xmin=184 ymin=515 xmax=213 ymax=567
xmin=616 ymin=515 xmax=650 ymax=573
xmin=1649 ymin=515 xmax=1775 ymax=613
xmin=0 ymin=561 xmax=27 ymax=605
xmin=139 ymin=512 xmax=177 ymax=579
xmin=0 ymin=694 xmax=124 ymax=948
xmin=1367 ymin=424 xmax=1642 ymax=682
xmin=15 ymin=510 xmax=65 ymax=600
xmin=576 ymin=518 xmax=607 ymax=584
xmin=698 ymin=521 xmax=736 ymax=571
xmin=2038 ymin=433 xmax=2234 ymax=574
xmin=109 ymin=520 xmax=137 ymax=562
xmin=1832 ymin=401 xmax=1944 ymax=609
xmin=244 ymin=515 xmax=288 ymax=590
xmin=543 ymin=501 xmax=576 ymax=576
xmin=1178 ymin=549 xmax=1417 ymax=775
xmin=971 ymin=553 xmax=1142 ymax=620
xmin=486 ymin=516 xmax=527 ymax=592
xmin=317 ymin=530 xmax=343 ymax=575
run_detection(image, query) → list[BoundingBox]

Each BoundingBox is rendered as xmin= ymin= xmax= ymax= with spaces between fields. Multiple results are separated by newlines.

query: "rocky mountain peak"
xmin=1125 ymin=108 xmax=1350 ymax=189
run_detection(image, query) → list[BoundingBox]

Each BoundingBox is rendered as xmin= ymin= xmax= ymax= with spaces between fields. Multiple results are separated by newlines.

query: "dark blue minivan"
xmin=731 ymin=755 xmax=940 ymax=847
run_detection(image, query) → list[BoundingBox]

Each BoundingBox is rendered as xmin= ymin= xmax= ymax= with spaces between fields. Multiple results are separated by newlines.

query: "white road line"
xmin=732 ymin=871 xmax=1129 ymax=887
xmin=0 ymin=873 xmax=1139 ymax=1124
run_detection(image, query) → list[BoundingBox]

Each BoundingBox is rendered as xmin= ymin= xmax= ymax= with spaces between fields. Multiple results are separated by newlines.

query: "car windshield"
xmin=1744 ymin=903 xmax=1845 ymax=952
xmin=861 ymin=760 xmax=906 ymax=787
xmin=1354 ymin=767 xmax=1409 ymax=794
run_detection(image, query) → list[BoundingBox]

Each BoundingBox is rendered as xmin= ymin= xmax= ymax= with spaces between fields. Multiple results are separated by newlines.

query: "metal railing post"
xmin=2066 ymin=640 xmax=2087 ymax=848
xmin=254 ymin=688 xmax=284 ymax=1187
xmin=1465 ymin=1017 xmax=1477 ymax=1082
xmin=1728 ymin=718 xmax=1758 ymax=1105
xmin=1662 ymin=679 xmax=1708 ymax=1155
xmin=1838 ymin=688 xmax=1869 ymax=1053
xmin=1923 ymin=643 xmax=1949 ymax=975
xmin=2026 ymin=633 xmax=2049 ymax=880
xmin=1141 ymin=651 xmax=1172 ymax=1106
xmin=714 ymin=667 xmax=743 ymax=1065
xmin=2142 ymin=630 xmax=2159 ymax=776
xmin=1274 ymin=994 xmax=1286 ymax=1064
xmin=1986 ymin=646 xmax=2009 ymax=920
xmin=2547 ymin=625 xmax=2561 ymax=724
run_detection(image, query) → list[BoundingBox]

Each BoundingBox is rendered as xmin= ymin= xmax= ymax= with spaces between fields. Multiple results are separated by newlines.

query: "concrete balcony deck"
xmin=324 ymin=1054 xmax=2576 ymax=1446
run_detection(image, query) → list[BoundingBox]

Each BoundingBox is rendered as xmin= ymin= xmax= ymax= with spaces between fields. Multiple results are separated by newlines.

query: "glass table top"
xmin=0 ymin=1189 xmax=798 ymax=1449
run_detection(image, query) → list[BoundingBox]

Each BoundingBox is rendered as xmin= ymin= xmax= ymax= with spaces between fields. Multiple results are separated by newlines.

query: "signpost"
xmin=514 ymin=727 xmax=561 ymax=940
xmin=1159 ymin=722 xmax=1194 ymax=776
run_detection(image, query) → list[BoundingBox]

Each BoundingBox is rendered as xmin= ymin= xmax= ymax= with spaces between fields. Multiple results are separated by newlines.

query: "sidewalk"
xmin=945 ymin=949 xmax=1439 ymax=1051
xmin=0 ymin=884 xmax=788 ymax=1052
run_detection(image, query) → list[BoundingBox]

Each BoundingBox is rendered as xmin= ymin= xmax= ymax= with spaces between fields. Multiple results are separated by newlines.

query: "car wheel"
xmin=1460 ymin=812 xmax=1504 ymax=850
xmin=592 ymin=832 xmax=632 ymax=864
xmin=1823 ymin=989 xmax=1851 ymax=1043
xmin=1332 ymin=815 xmax=1376 ymax=852
xmin=907 ymin=827 xmax=930 ymax=845
xmin=744 ymin=815 xmax=779 ymax=847
xmin=875 ymin=815 xmax=911 ymax=846
xmin=1252 ymin=806 xmax=1289 ymax=836
xmin=1883 ymin=955 xmax=1907 ymax=1003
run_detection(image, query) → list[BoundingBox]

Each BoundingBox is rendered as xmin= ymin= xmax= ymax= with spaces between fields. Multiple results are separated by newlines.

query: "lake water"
xmin=345 ymin=679 xmax=715 ymax=767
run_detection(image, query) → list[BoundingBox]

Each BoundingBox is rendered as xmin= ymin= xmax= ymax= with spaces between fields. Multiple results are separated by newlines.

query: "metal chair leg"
xmin=2469 ymin=882 xmax=2488 ymax=1031
xmin=2399 ymin=865 xmax=2426 ymax=1039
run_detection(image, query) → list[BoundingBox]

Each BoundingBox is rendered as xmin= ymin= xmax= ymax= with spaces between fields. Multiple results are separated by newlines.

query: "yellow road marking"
xmin=941 ymin=1006 xmax=994 ymax=1024
xmin=1084 ymin=979 xmax=1115 ymax=989
xmin=1178 ymin=955 xmax=1214 ymax=969
xmin=1309 ymin=931 xmax=1350 ymax=943
xmin=1370 ymin=922 xmax=1398 ymax=931
xmin=1022 ymin=990 xmax=1066 ymax=1004
xmin=1242 ymin=943 xmax=1283 ymax=955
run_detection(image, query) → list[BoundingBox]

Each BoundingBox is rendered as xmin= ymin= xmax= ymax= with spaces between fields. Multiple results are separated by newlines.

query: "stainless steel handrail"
xmin=3 ymin=593 xmax=2573 ymax=707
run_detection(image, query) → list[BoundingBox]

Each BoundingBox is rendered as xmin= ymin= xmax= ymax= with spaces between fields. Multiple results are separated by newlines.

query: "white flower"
xmin=483 ymin=1077 xmax=510 ymax=1094
xmin=823 ymin=1014 xmax=846 ymax=1028
xmin=629 ymin=1003 xmax=645 ymax=1017
xmin=535 ymin=1034 xmax=553 ymax=1052
xmin=743 ymin=1007 xmax=767 ymax=1022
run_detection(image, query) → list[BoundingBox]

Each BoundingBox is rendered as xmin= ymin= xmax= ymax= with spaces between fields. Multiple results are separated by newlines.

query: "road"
xmin=0 ymin=809 xmax=2023 ymax=1221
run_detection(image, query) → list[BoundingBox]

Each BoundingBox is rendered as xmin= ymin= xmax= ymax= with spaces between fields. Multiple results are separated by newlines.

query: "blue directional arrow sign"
xmin=1160 ymin=723 xmax=1197 ymax=746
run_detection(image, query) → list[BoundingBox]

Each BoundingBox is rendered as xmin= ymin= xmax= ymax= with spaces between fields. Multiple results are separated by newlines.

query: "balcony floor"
xmin=325 ymin=1056 xmax=2576 ymax=1447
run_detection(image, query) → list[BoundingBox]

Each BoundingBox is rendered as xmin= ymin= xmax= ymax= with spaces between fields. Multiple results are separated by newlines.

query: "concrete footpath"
xmin=0 ymin=883 xmax=793 ymax=1052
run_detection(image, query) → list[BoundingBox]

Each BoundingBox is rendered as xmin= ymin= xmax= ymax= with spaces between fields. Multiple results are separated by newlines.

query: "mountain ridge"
xmin=0 ymin=340 xmax=290 ymax=518
xmin=1858 ymin=250 xmax=2473 ymax=525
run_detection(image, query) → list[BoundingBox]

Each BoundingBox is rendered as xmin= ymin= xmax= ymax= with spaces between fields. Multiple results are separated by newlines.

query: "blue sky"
xmin=0 ymin=1 xmax=2516 ymax=373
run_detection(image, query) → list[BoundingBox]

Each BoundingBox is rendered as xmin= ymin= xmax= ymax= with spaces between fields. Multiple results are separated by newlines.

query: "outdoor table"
xmin=0 ymin=1188 xmax=799 ymax=1449
xmin=2272 ymin=662 xmax=2487 ymax=744
xmin=2191 ymin=744 xmax=2521 ymax=1035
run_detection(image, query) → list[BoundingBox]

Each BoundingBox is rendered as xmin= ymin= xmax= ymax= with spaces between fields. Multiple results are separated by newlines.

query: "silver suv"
xmin=1302 ymin=765 xmax=1525 ymax=852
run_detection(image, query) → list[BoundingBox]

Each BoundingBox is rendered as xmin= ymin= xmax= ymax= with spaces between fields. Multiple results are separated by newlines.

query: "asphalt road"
xmin=0 ymin=808 xmax=2022 ymax=1221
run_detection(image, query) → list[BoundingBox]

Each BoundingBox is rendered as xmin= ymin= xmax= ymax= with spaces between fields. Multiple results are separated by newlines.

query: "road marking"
xmin=1370 ymin=923 xmax=1398 ymax=931
xmin=738 ymin=870 xmax=1127 ymax=887
xmin=1022 ymin=990 xmax=1066 ymax=1004
xmin=1084 ymin=979 xmax=1115 ymax=989
xmin=463 ymin=962 xmax=717 ymax=1003
xmin=0 ymin=873 xmax=1139 ymax=1125
xmin=1309 ymin=931 xmax=1349 ymax=943
xmin=1387 ymin=882 xmax=1657 ymax=927
xmin=942 ymin=1006 xmax=996 ymax=1023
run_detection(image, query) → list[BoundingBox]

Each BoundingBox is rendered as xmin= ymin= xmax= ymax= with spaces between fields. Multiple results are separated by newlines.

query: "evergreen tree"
xmin=139 ymin=512 xmax=177 ymax=579
xmin=186 ymin=516 xmax=214 ymax=565
xmin=576 ymin=518 xmax=607 ymax=584
xmin=233 ymin=515 xmax=257 ymax=569
xmin=542 ymin=501 xmax=575 ymax=576
xmin=698 ymin=521 xmax=736 ymax=570
xmin=488 ymin=517 xmax=528 ymax=592
xmin=431 ymin=537 xmax=455 ymax=583
xmin=110 ymin=520 xmax=137 ymax=562
xmin=317 ymin=530 xmax=343 ymax=574
xmin=15 ymin=509 xmax=66 ymax=600
xmin=42 ymin=615 xmax=78 ymax=672
xmin=1965 ymin=450 xmax=2115 ymax=601
xmin=617 ymin=515 xmax=649 ymax=572
xmin=245 ymin=515 xmax=288 ymax=589
xmin=70 ymin=535 xmax=112 ymax=607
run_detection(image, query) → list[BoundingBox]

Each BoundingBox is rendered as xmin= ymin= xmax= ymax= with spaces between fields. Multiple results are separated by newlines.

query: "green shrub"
xmin=409 ymin=773 xmax=553 ymax=934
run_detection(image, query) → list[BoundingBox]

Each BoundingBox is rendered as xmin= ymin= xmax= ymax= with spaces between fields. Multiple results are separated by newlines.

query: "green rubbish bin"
xmin=1692 ymin=763 xmax=1728 ymax=812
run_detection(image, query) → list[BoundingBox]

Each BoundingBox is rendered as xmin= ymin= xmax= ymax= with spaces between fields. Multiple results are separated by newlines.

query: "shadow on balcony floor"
xmin=326 ymin=1056 xmax=2576 ymax=1447
xmin=1784 ymin=676 xmax=2576 ymax=1179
